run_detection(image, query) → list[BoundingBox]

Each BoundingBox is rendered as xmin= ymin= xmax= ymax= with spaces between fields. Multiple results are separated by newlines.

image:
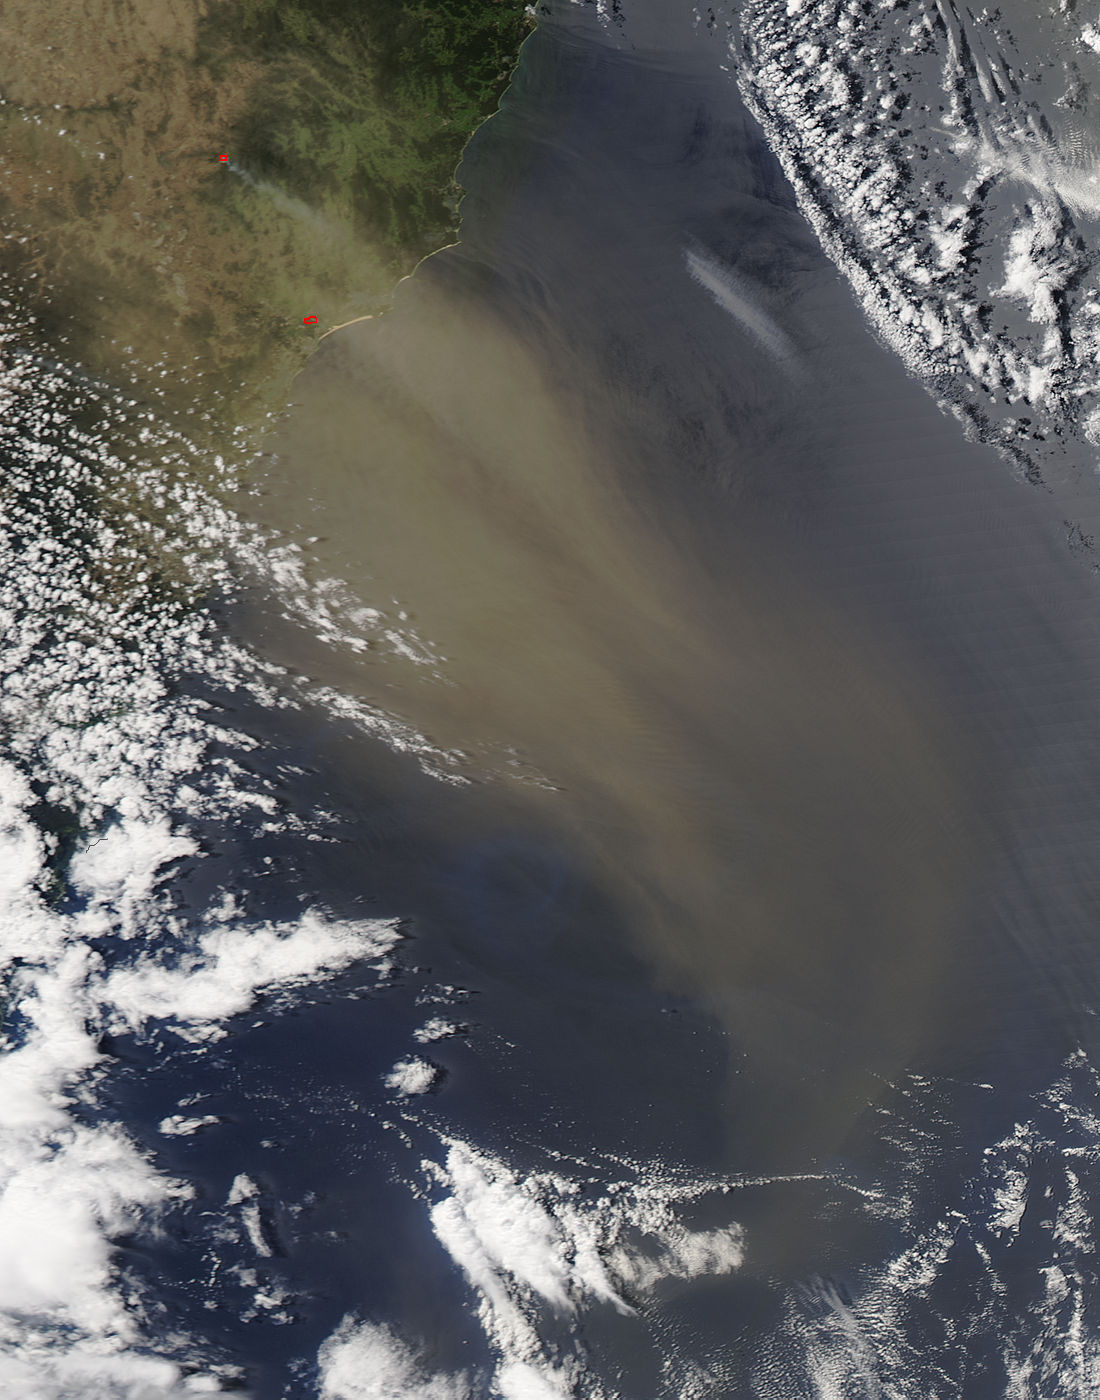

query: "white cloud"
xmin=999 ymin=207 xmax=1081 ymax=325
xmin=0 ymin=1123 xmax=186 ymax=1330
xmin=0 ymin=1339 xmax=220 ymax=1400
xmin=0 ymin=944 xmax=101 ymax=1133
xmin=494 ymin=1362 xmax=573 ymax=1400
xmin=158 ymin=1115 xmax=220 ymax=1137
xmin=423 ymin=1138 xmax=748 ymax=1397
xmin=100 ymin=910 xmax=400 ymax=1037
xmin=317 ymin=1318 xmax=469 ymax=1400
xmin=385 ymin=1057 xmax=440 ymax=1097
xmin=226 ymin=1173 xmax=260 ymax=1207
xmin=0 ymin=274 xmax=425 ymax=1391
xmin=605 ymin=1220 xmax=744 ymax=1292
xmin=68 ymin=817 xmax=198 ymax=932
xmin=733 ymin=0 xmax=1100 ymax=458
xmin=0 ymin=761 xmax=48 ymax=912
xmin=413 ymin=1017 xmax=461 ymax=1044
xmin=0 ymin=572 xmax=396 ymax=1385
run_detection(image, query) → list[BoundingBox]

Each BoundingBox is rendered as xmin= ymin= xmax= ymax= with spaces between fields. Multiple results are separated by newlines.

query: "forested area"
xmin=0 ymin=0 xmax=533 ymax=428
xmin=210 ymin=0 xmax=533 ymax=252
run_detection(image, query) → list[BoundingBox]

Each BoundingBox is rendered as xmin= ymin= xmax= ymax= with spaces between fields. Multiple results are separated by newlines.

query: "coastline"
xmin=0 ymin=0 xmax=532 ymax=433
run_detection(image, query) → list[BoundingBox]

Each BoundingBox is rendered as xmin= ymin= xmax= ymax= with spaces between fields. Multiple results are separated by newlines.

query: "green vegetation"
xmin=0 ymin=0 xmax=533 ymax=436
xmin=0 ymin=0 xmax=536 ymax=707
xmin=207 ymin=0 xmax=532 ymax=254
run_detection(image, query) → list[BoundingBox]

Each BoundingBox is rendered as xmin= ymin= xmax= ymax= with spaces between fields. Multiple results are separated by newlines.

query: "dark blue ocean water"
xmin=6 ymin=1 xmax=1100 ymax=1396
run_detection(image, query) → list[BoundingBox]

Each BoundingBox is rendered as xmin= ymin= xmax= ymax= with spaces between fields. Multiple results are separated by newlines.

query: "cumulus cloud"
xmin=413 ymin=1017 xmax=461 ymax=1044
xmin=0 ymin=701 xmax=397 ymax=1384
xmin=494 ymin=1361 xmax=575 ymax=1400
xmin=68 ymin=817 xmax=198 ymax=932
xmin=0 ymin=1122 xmax=185 ymax=1331
xmin=384 ymin=1057 xmax=441 ymax=1097
xmin=100 ymin=910 xmax=400 ymax=1038
xmin=0 ymin=761 xmax=49 ymax=913
xmin=423 ymin=1138 xmax=747 ymax=1397
xmin=605 ymin=1220 xmax=744 ymax=1292
xmin=317 ymin=1318 xmax=469 ymax=1400
xmin=0 ymin=1339 xmax=223 ymax=1400
xmin=998 ymin=206 xmax=1084 ymax=325
xmin=734 ymin=0 xmax=1100 ymax=458
xmin=0 ymin=277 xmax=428 ymax=1394
xmin=158 ymin=1115 xmax=220 ymax=1138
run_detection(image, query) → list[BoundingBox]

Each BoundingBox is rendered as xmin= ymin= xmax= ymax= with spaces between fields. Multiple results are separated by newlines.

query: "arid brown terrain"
xmin=0 ymin=0 xmax=529 ymax=427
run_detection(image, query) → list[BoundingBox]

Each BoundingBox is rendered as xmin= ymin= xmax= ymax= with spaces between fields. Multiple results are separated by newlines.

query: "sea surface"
xmin=4 ymin=0 xmax=1100 ymax=1397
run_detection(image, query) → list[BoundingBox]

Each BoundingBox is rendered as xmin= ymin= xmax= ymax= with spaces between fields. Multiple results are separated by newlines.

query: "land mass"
xmin=0 ymin=0 xmax=533 ymax=427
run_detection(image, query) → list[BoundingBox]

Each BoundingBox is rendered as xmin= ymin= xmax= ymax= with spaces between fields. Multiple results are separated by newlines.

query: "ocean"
xmin=4 ymin=0 xmax=1100 ymax=1395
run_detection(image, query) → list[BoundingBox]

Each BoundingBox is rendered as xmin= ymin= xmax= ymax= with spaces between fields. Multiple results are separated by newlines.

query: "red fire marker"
xmin=303 ymin=316 xmax=319 ymax=325
xmin=217 ymin=154 xmax=228 ymax=162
